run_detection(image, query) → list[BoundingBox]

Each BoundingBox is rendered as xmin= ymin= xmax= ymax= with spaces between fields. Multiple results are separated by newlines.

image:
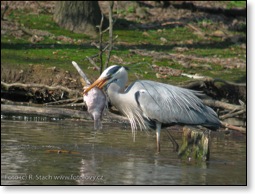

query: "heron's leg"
xmin=156 ymin=122 xmax=161 ymax=153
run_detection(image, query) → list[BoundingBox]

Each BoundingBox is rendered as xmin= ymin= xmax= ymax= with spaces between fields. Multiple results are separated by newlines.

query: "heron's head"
xmin=84 ymin=65 xmax=128 ymax=94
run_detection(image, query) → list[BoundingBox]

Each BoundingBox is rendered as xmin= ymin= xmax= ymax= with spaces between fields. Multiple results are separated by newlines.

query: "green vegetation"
xmin=1 ymin=4 xmax=246 ymax=85
xmin=227 ymin=1 xmax=246 ymax=9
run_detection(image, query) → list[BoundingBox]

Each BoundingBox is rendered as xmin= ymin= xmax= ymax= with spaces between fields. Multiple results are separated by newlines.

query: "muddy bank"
xmin=1 ymin=64 xmax=83 ymax=89
xmin=1 ymin=64 xmax=84 ymax=103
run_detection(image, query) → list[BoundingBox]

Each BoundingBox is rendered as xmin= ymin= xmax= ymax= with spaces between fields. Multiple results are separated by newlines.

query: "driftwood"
xmin=1 ymin=104 xmax=90 ymax=120
xmin=47 ymin=102 xmax=85 ymax=108
xmin=181 ymin=74 xmax=246 ymax=88
xmin=220 ymin=121 xmax=246 ymax=134
xmin=1 ymin=81 xmax=78 ymax=95
xmin=1 ymin=103 xmax=130 ymax=125
xmin=220 ymin=109 xmax=246 ymax=120
xmin=1 ymin=98 xmax=40 ymax=106
xmin=202 ymin=99 xmax=243 ymax=111
xmin=1 ymin=99 xmax=246 ymax=134
xmin=213 ymin=78 xmax=246 ymax=87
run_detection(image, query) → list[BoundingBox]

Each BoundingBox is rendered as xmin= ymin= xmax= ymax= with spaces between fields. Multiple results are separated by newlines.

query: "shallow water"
xmin=1 ymin=115 xmax=246 ymax=185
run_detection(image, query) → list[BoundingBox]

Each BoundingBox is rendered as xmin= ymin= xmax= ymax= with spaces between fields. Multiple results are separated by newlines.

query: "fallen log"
xmin=1 ymin=104 xmax=130 ymax=125
xmin=1 ymin=103 xmax=246 ymax=134
xmin=1 ymin=104 xmax=90 ymax=120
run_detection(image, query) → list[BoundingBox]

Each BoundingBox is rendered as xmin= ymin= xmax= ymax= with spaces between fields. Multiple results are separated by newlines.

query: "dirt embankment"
xmin=1 ymin=64 xmax=84 ymax=103
xmin=1 ymin=64 xmax=83 ymax=89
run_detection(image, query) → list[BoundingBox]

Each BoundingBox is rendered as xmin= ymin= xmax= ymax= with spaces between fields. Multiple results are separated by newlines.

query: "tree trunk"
xmin=53 ymin=1 xmax=105 ymax=36
xmin=178 ymin=126 xmax=210 ymax=161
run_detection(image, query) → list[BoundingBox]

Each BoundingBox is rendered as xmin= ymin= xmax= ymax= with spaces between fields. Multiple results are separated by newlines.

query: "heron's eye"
xmin=106 ymin=66 xmax=121 ymax=76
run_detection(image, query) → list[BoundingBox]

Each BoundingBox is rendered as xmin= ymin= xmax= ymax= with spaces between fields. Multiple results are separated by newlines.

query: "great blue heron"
xmin=84 ymin=65 xmax=221 ymax=152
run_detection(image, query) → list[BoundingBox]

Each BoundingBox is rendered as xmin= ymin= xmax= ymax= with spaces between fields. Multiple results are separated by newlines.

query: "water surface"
xmin=1 ymin=115 xmax=246 ymax=185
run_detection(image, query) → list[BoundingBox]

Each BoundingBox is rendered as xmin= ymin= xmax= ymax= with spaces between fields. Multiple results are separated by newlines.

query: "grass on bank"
xmin=1 ymin=6 xmax=246 ymax=85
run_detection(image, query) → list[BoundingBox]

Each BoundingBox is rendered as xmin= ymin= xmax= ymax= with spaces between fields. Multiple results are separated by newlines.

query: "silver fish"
xmin=83 ymin=86 xmax=106 ymax=129
xmin=72 ymin=61 xmax=107 ymax=129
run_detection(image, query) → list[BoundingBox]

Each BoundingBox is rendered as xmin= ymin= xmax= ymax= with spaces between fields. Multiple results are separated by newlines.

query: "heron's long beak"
xmin=84 ymin=77 xmax=108 ymax=94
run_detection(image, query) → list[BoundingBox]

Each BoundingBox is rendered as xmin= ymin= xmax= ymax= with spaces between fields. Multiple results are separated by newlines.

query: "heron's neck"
xmin=107 ymin=78 xmax=127 ymax=107
xmin=106 ymin=68 xmax=128 ymax=106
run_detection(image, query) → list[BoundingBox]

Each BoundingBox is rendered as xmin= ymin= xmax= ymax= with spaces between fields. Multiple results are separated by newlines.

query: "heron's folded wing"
xmin=134 ymin=80 xmax=220 ymax=127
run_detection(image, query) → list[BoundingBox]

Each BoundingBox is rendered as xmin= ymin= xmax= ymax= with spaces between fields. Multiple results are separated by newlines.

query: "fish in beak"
xmin=84 ymin=77 xmax=109 ymax=94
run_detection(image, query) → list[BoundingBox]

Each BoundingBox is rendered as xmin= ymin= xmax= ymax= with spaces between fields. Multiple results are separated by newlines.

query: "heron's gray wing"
xmin=134 ymin=80 xmax=220 ymax=127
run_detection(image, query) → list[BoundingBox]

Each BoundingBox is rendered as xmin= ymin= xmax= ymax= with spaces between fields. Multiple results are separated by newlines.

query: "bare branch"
xmin=102 ymin=27 xmax=110 ymax=34
xmin=98 ymin=14 xmax=104 ymax=74
xmin=86 ymin=56 xmax=100 ymax=71
xmin=221 ymin=121 xmax=246 ymax=134
xmin=220 ymin=109 xmax=246 ymax=120
xmin=213 ymin=78 xmax=246 ymax=87
xmin=105 ymin=1 xmax=114 ymax=68
xmin=86 ymin=35 xmax=118 ymax=61
xmin=202 ymin=99 xmax=244 ymax=111
xmin=72 ymin=61 xmax=91 ymax=85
